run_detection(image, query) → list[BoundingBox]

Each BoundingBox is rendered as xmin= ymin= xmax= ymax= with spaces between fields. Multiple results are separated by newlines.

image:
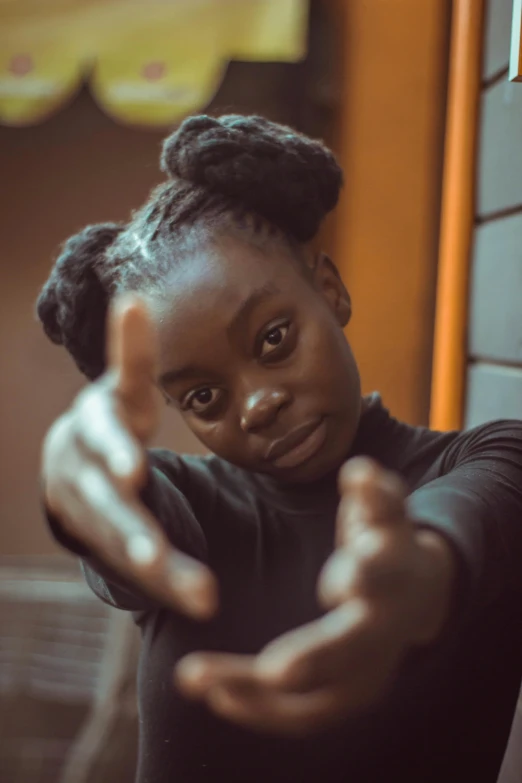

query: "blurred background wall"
xmin=463 ymin=0 xmax=522 ymax=429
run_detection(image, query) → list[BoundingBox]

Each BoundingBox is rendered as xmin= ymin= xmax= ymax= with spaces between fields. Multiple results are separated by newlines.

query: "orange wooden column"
xmin=429 ymin=0 xmax=484 ymax=431
xmin=329 ymin=0 xmax=451 ymax=426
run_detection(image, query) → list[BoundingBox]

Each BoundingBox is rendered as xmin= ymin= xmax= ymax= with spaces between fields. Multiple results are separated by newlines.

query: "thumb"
xmin=336 ymin=458 xmax=407 ymax=548
xmin=319 ymin=460 xmax=409 ymax=608
xmin=107 ymin=293 xmax=160 ymax=442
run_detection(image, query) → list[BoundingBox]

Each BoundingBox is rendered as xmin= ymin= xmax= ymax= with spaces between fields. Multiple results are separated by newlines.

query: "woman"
xmin=38 ymin=114 xmax=522 ymax=783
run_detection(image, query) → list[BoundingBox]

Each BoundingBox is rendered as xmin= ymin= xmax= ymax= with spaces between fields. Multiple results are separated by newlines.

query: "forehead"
xmin=148 ymin=234 xmax=307 ymax=333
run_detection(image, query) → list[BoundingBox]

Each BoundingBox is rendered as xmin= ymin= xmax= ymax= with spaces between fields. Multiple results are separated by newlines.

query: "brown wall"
xmin=0 ymin=92 xmax=205 ymax=556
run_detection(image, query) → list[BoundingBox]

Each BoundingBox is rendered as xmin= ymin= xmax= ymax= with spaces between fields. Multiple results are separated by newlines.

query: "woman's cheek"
xmin=186 ymin=418 xmax=223 ymax=452
xmin=302 ymin=325 xmax=341 ymax=376
xmin=196 ymin=417 xmax=250 ymax=465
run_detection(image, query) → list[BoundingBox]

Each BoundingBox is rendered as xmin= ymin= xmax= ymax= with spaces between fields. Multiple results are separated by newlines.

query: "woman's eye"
xmin=260 ymin=325 xmax=289 ymax=357
xmin=187 ymin=388 xmax=220 ymax=413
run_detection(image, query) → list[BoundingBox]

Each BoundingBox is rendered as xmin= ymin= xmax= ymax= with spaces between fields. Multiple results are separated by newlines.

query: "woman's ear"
xmin=310 ymin=252 xmax=351 ymax=326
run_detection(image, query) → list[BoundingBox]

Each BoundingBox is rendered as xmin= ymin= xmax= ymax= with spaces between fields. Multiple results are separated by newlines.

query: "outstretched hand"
xmin=175 ymin=458 xmax=456 ymax=735
xmin=43 ymin=294 xmax=218 ymax=619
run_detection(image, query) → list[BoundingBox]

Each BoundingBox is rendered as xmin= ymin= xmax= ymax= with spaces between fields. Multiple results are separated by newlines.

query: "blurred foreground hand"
xmin=42 ymin=294 xmax=217 ymax=620
xmin=176 ymin=457 xmax=456 ymax=735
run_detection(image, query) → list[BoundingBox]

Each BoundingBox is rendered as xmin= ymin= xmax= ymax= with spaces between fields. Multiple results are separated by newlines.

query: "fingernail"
xmin=126 ymin=534 xmax=158 ymax=565
xmin=109 ymin=450 xmax=135 ymax=477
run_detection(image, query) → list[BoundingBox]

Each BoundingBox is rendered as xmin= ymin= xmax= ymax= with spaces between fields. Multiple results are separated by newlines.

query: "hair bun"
xmin=36 ymin=223 xmax=123 ymax=380
xmin=160 ymin=114 xmax=343 ymax=242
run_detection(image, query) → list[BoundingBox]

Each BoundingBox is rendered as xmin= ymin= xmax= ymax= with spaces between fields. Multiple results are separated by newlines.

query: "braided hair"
xmin=36 ymin=114 xmax=343 ymax=381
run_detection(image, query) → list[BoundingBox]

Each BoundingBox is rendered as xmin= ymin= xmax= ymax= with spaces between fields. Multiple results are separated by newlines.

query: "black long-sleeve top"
xmin=48 ymin=395 xmax=522 ymax=783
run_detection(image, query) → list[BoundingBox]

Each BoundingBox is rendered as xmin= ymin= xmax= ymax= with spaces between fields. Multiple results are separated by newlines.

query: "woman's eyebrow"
xmin=159 ymin=364 xmax=209 ymax=386
xmin=160 ymin=284 xmax=280 ymax=386
xmin=226 ymin=283 xmax=279 ymax=337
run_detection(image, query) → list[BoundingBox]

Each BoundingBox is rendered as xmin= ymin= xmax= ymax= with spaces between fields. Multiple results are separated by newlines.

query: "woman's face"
xmin=147 ymin=231 xmax=361 ymax=483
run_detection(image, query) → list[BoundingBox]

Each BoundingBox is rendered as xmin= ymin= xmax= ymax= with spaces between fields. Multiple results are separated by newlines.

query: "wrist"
xmin=410 ymin=529 xmax=457 ymax=645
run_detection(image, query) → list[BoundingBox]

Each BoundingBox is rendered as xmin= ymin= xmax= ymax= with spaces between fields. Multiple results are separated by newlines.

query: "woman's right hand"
xmin=42 ymin=294 xmax=217 ymax=620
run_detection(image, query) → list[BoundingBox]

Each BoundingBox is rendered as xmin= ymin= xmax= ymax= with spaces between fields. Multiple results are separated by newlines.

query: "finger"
xmin=205 ymin=683 xmax=347 ymax=736
xmin=199 ymin=604 xmax=401 ymax=729
xmin=108 ymin=294 xmax=157 ymax=392
xmin=176 ymin=610 xmax=398 ymax=725
xmin=68 ymin=464 xmax=217 ymax=619
xmin=175 ymin=653 xmax=258 ymax=699
xmin=75 ymin=388 xmax=146 ymax=485
xmin=264 ymin=607 xmax=401 ymax=701
xmin=317 ymin=548 xmax=357 ymax=608
xmin=319 ymin=526 xmax=409 ymax=607
xmin=185 ymin=635 xmax=397 ymax=734
xmin=254 ymin=601 xmax=370 ymax=691
xmin=107 ymin=294 xmax=160 ymax=441
xmin=336 ymin=458 xmax=408 ymax=546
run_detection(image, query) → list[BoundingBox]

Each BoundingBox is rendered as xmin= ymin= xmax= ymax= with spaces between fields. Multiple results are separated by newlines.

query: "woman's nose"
xmin=240 ymin=388 xmax=290 ymax=433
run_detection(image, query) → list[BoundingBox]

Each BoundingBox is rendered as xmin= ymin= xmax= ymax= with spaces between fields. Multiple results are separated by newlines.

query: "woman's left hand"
xmin=175 ymin=458 xmax=457 ymax=736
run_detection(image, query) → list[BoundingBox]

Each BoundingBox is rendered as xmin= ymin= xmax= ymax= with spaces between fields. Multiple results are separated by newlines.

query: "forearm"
xmin=406 ymin=421 xmax=522 ymax=634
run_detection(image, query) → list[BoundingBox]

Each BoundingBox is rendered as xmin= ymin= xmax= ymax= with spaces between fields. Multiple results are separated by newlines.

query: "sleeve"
xmin=45 ymin=454 xmax=208 ymax=612
xmin=406 ymin=419 xmax=522 ymax=621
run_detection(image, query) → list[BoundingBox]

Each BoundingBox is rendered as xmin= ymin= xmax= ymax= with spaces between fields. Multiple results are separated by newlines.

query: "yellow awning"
xmin=0 ymin=0 xmax=309 ymax=127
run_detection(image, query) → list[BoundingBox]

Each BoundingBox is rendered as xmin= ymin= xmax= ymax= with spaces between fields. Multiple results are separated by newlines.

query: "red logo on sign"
xmin=8 ymin=54 xmax=34 ymax=77
xmin=142 ymin=62 xmax=166 ymax=81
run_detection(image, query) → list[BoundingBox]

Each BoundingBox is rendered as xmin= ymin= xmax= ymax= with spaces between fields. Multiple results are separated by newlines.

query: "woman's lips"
xmin=266 ymin=418 xmax=327 ymax=469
